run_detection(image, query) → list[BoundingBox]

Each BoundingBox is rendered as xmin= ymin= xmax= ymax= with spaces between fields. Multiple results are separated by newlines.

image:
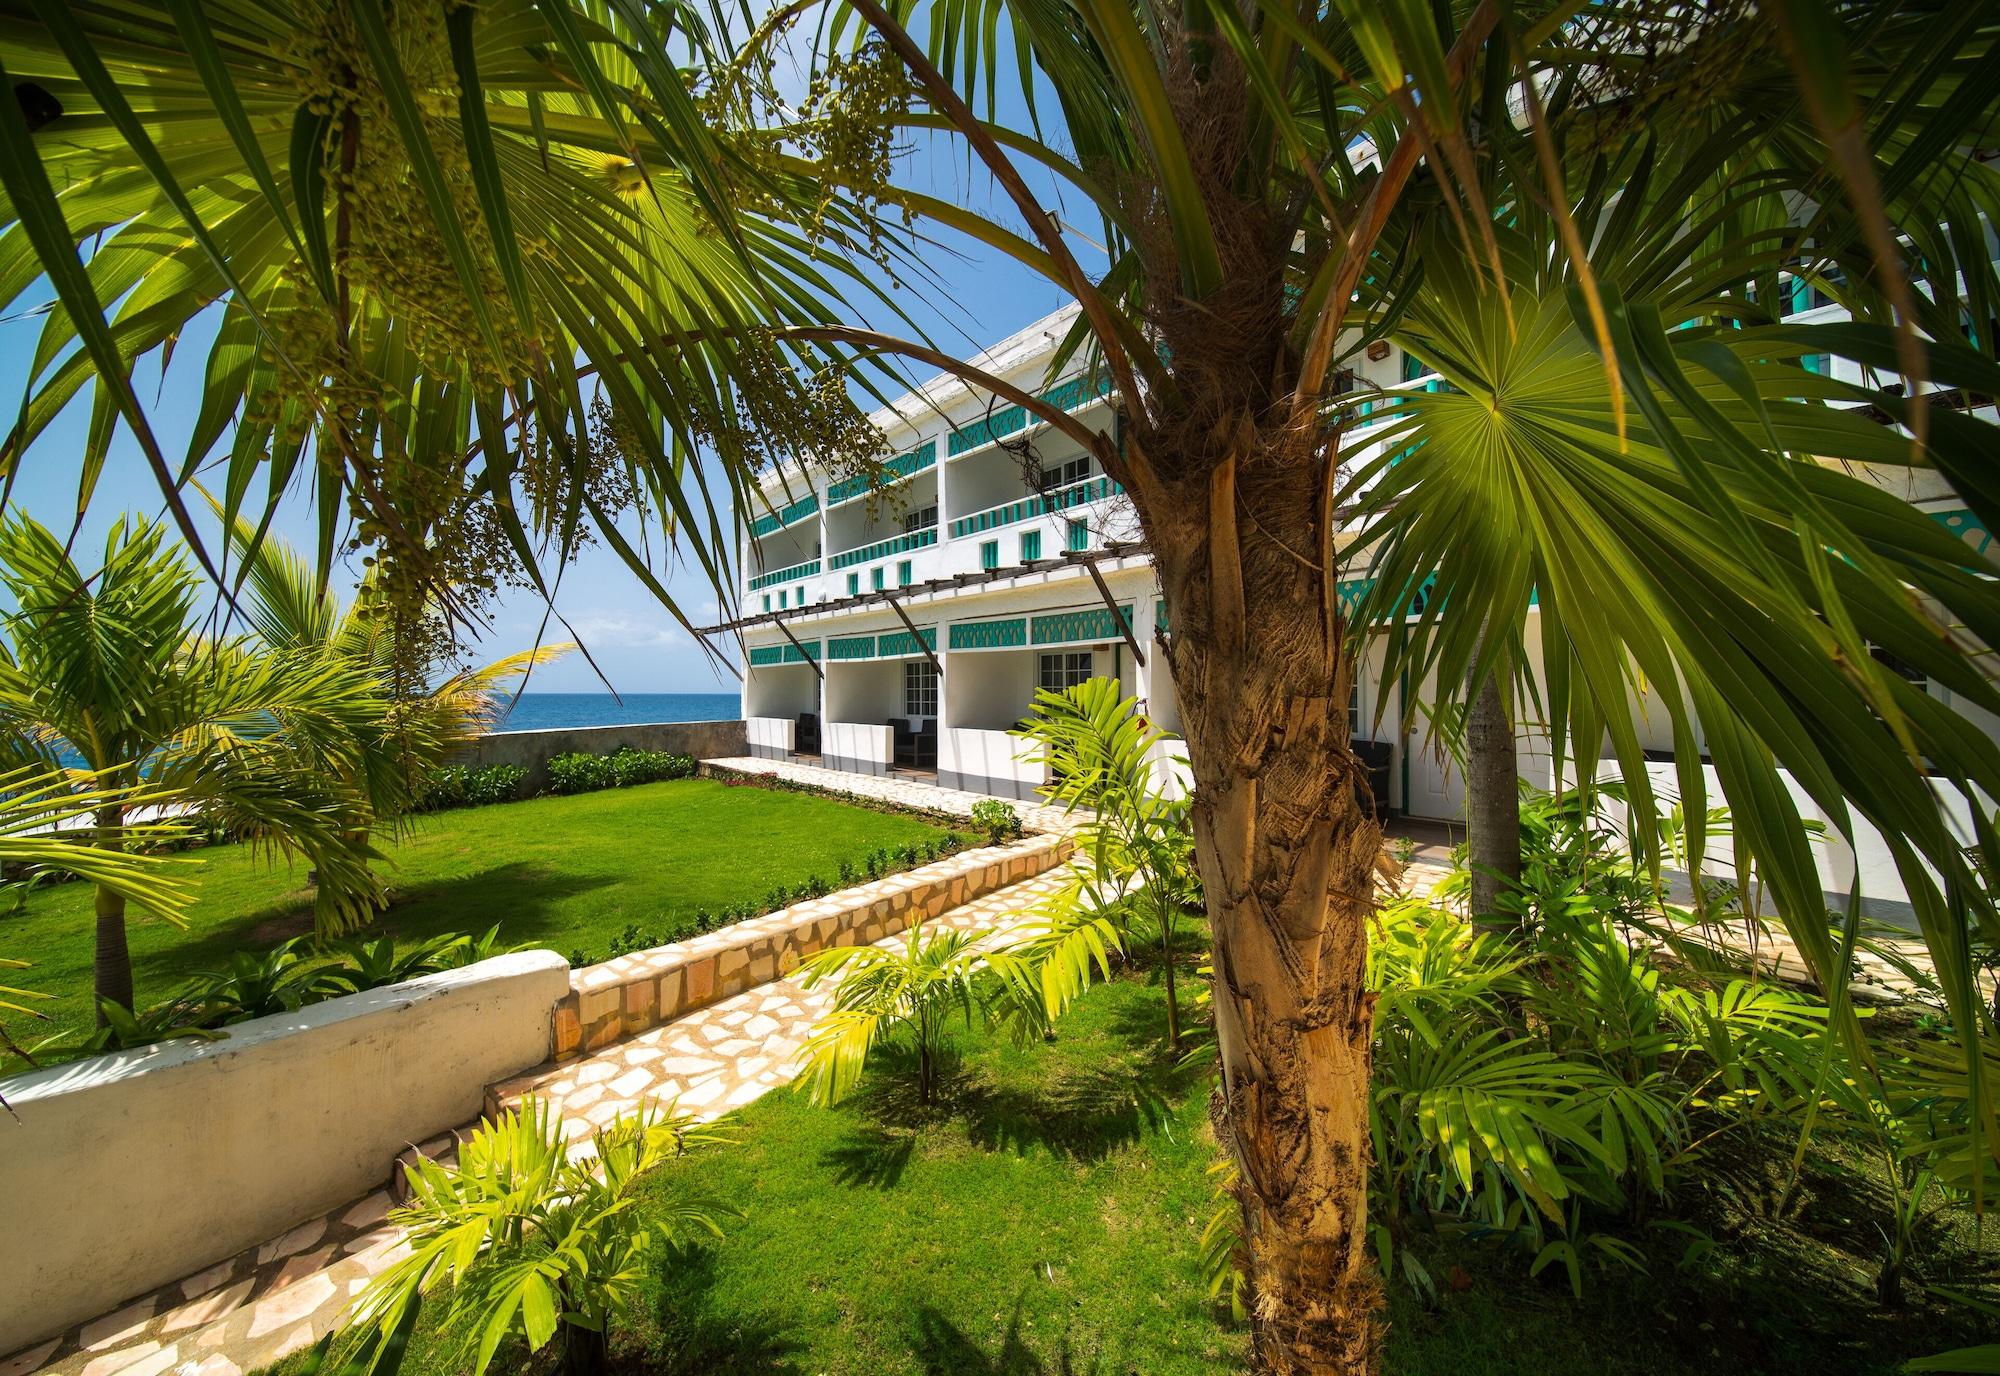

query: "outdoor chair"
xmin=1349 ymin=738 xmax=1393 ymax=822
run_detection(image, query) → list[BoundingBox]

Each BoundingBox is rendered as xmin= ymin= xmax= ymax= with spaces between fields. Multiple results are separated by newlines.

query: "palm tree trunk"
xmin=93 ymin=802 xmax=132 ymax=1022
xmin=1154 ymin=460 xmax=1383 ymax=1374
xmin=1465 ymin=665 xmax=1521 ymax=927
xmin=560 ymin=1319 xmax=609 ymax=1376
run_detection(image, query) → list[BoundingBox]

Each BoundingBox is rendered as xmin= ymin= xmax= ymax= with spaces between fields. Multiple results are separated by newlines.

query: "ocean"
xmin=489 ymin=692 xmax=741 ymax=734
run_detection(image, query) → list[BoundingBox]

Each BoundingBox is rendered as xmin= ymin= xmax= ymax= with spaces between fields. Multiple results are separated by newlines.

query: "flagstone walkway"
xmin=704 ymin=755 xmax=1084 ymax=834
xmin=7 ymin=865 xmax=1070 ymax=1376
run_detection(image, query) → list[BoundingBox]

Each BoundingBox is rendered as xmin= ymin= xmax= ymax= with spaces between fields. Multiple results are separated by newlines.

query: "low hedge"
xmin=547 ymin=747 xmax=697 ymax=795
xmin=417 ymin=762 xmax=529 ymax=811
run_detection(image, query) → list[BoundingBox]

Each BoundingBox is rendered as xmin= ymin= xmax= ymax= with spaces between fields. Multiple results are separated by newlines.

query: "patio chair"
xmin=1349 ymin=738 xmax=1393 ymax=822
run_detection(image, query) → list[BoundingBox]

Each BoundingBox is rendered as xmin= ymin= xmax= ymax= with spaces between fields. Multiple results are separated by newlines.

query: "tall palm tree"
xmin=0 ymin=515 xmax=386 ymax=1019
xmin=6 ymin=3 xmax=2000 ymax=1371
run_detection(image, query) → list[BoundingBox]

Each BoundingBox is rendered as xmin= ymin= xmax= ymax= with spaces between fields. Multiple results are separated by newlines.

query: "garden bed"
xmin=1 ymin=779 xmax=957 ymax=1065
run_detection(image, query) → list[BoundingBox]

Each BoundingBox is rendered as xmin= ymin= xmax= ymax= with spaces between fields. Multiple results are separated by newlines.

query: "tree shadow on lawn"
xmin=828 ymin=1040 xmax=1189 ymax=1170
xmin=642 ymin=1245 xmax=808 ymax=1376
xmin=906 ymin=1297 xmax=1102 ymax=1376
xmin=156 ymin=861 xmax=623 ymax=975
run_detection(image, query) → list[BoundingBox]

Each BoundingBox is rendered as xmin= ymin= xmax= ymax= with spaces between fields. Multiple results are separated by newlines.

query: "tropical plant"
xmin=417 ymin=762 xmax=528 ymax=811
xmin=14 ymin=2 xmax=2000 ymax=1368
xmin=795 ymin=919 xmax=993 ymax=1105
xmin=219 ymin=506 xmax=569 ymax=907
xmin=0 ymin=515 xmax=390 ymax=1019
xmin=969 ymin=798 xmax=1022 ymax=846
xmin=1014 ymin=677 xmax=1201 ymax=1046
xmin=327 ymin=1099 xmax=735 ymax=1376
xmin=546 ymin=752 xmax=618 ymax=796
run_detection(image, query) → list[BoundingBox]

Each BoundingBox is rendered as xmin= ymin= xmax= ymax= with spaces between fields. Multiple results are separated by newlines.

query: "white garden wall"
xmin=0 ymin=952 xmax=571 ymax=1353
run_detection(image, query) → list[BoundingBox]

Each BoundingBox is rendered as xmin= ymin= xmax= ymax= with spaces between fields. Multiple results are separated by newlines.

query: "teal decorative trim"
xmin=829 ymin=526 xmax=937 ymax=570
xmin=829 ymin=635 xmax=876 ymax=661
xmin=782 ymin=640 xmax=820 ymax=665
xmin=1338 ymin=573 xmax=1436 ymax=621
xmin=878 ymin=627 xmax=937 ymax=658
xmin=1155 ymin=599 xmax=1169 ymax=633
xmin=949 ymin=617 xmax=1027 ymax=650
xmin=750 ymin=493 xmax=818 ymax=538
xmin=947 ymin=375 xmax=1113 ymax=456
xmin=1932 ymin=506 xmax=1993 ymax=559
xmin=947 ymin=476 xmax=1123 ymax=538
xmin=748 ymin=644 xmax=784 ymax=666
xmin=826 ymin=441 xmax=938 ymax=505
xmin=748 ymin=558 xmax=819 ymax=590
xmin=1032 ymin=604 xmax=1132 ymax=647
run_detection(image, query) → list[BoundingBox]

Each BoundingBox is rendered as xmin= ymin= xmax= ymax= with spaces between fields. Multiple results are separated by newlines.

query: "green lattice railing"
xmin=750 ymin=493 xmax=819 ymax=538
xmin=828 ymin=526 xmax=937 ymax=570
xmin=947 ymin=374 xmax=1113 ymax=456
xmin=826 ymin=441 xmax=938 ymax=505
xmin=948 ymin=476 xmax=1122 ymax=539
xmin=747 ymin=558 xmax=820 ymax=590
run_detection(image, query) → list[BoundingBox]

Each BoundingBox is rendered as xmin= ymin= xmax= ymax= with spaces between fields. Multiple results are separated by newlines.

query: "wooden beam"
xmin=882 ymin=592 xmax=946 ymax=677
xmin=1083 ymin=558 xmax=1145 ymax=667
xmin=768 ymin=615 xmax=824 ymax=681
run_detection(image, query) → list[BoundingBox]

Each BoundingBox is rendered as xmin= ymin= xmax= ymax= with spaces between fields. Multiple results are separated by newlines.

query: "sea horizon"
xmin=489 ymin=690 xmax=741 ymax=734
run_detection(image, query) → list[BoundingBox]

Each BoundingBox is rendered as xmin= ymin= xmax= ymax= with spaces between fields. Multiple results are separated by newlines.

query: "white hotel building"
xmin=716 ymin=299 xmax=1996 ymax=915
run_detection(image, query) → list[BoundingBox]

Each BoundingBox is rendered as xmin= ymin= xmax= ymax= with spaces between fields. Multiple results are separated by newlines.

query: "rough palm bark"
xmin=92 ymin=801 xmax=133 ymax=1021
xmin=1152 ymin=454 xmax=1383 ymax=1373
xmin=1465 ymin=666 xmax=1522 ymax=926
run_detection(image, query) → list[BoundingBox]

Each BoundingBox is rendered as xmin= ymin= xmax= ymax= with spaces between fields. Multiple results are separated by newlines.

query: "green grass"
xmin=266 ymin=967 xmax=1997 ymax=1376
xmin=0 ymin=779 xmax=951 ymax=1058
xmin=270 ymin=974 xmax=1243 ymax=1376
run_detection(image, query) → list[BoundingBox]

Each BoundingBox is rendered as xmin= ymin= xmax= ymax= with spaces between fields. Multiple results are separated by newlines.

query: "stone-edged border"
xmin=551 ymin=833 xmax=1072 ymax=1060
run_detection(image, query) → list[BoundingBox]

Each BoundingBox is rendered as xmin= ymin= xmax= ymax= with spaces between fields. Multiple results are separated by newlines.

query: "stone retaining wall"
xmin=453 ymin=718 xmax=748 ymax=795
xmin=553 ymin=833 xmax=1072 ymax=1060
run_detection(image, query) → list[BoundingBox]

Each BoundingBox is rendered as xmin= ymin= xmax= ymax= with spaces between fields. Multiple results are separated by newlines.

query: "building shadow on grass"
xmin=644 ymin=1246 xmax=807 ymax=1375
xmin=906 ymin=1298 xmax=1101 ymax=1376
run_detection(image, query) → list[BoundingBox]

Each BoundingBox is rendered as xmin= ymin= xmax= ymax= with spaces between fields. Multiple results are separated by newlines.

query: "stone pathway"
xmin=490 ymin=865 xmax=1073 ymax=1138
xmin=705 ymin=756 xmax=1085 ymax=835
xmin=6 ymin=866 xmax=1070 ymax=1376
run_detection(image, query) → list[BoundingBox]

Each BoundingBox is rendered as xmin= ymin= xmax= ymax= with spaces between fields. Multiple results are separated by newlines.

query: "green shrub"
xmin=608 ymin=747 xmax=696 ymax=787
xmin=970 ymin=798 xmax=1023 ymax=845
xmin=547 ymin=751 xmax=617 ymax=795
xmin=418 ymin=763 xmax=527 ymax=811
xmin=837 ymin=857 xmax=857 ymax=885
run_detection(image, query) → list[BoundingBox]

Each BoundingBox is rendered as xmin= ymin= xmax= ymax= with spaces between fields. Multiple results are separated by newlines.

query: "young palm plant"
xmin=1013 ymin=677 xmax=1201 ymax=1047
xmin=331 ymin=1099 xmax=734 ymax=1376
xmin=795 ymin=920 xmax=993 ymax=1106
xmin=0 ymin=515 xmax=386 ymax=1018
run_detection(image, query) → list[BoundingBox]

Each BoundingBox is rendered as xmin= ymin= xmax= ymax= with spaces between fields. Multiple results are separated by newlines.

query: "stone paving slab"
xmin=704 ymin=756 xmax=1085 ymax=835
xmin=6 ymin=866 xmax=1072 ymax=1376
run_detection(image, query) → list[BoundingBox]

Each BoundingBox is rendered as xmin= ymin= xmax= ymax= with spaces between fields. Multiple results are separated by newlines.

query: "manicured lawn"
xmin=275 ymin=973 xmax=1245 ymax=1376
xmin=0 ymin=779 xmax=953 ymax=1059
xmin=263 ymin=967 xmax=1995 ymax=1376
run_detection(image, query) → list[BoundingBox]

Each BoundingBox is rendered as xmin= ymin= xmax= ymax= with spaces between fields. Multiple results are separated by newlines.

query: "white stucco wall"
xmin=0 ymin=952 xmax=571 ymax=1353
xmin=745 ymin=715 xmax=795 ymax=759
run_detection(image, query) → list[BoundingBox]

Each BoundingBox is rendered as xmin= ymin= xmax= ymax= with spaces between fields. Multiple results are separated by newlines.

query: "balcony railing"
xmin=747 ymin=558 xmax=820 ymax=590
xmin=948 ymin=475 xmax=1124 ymax=539
xmin=828 ymin=526 xmax=938 ymax=570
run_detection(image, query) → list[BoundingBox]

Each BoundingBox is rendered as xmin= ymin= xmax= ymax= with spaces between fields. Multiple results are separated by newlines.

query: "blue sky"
xmin=0 ymin=40 xmax=1087 ymax=694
